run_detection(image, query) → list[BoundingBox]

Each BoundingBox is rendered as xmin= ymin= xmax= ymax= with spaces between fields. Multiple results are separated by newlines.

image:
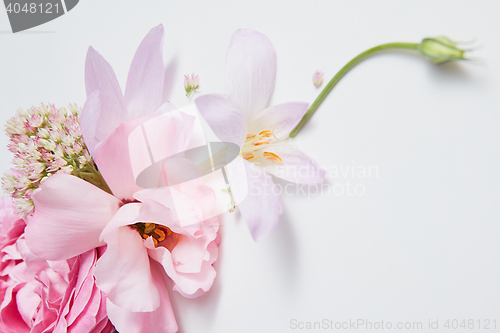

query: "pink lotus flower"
xmin=195 ymin=29 xmax=325 ymax=241
xmin=25 ymin=25 xmax=219 ymax=333
xmin=0 ymin=197 xmax=113 ymax=333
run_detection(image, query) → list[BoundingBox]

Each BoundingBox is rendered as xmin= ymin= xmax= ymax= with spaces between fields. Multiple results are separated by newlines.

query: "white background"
xmin=1 ymin=1 xmax=499 ymax=332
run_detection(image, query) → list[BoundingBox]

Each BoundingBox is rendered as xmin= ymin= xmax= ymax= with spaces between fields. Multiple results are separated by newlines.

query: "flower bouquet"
xmin=0 ymin=22 xmax=470 ymax=333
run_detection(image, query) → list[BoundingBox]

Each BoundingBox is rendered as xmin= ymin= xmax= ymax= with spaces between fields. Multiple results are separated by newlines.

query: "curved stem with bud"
xmin=290 ymin=36 xmax=468 ymax=138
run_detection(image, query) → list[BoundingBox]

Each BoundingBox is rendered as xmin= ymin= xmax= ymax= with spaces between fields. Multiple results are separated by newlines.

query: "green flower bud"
xmin=418 ymin=36 xmax=467 ymax=64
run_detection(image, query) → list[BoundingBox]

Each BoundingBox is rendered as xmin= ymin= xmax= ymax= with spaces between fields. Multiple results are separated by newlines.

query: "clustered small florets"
xmin=2 ymin=104 xmax=93 ymax=217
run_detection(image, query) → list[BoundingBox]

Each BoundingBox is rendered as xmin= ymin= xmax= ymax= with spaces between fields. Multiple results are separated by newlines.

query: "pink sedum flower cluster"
xmin=1 ymin=104 xmax=92 ymax=218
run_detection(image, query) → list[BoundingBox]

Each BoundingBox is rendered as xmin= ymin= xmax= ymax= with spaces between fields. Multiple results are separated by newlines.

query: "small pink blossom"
xmin=312 ymin=70 xmax=324 ymax=87
xmin=184 ymin=73 xmax=200 ymax=98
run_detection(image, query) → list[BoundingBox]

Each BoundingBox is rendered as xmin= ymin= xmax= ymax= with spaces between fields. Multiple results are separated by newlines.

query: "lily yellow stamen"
xmin=263 ymin=152 xmax=282 ymax=163
xmin=258 ymin=130 xmax=273 ymax=137
xmin=246 ymin=133 xmax=256 ymax=139
xmin=252 ymin=137 xmax=270 ymax=146
xmin=242 ymin=153 xmax=254 ymax=160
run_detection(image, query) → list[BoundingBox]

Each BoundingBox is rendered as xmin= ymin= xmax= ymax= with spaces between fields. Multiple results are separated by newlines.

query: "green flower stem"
xmin=289 ymin=42 xmax=419 ymax=138
xmin=74 ymin=162 xmax=113 ymax=195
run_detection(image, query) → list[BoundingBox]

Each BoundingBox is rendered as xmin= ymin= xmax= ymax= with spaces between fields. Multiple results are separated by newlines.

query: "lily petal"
xmin=225 ymin=29 xmax=277 ymax=121
xmin=247 ymin=102 xmax=309 ymax=139
xmin=124 ymin=25 xmax=165 ymax=119
xmin=80 ymin=89 xmax=101 ymax=155
xmin=105 ymin=261 xmax=177 ymax=333
xmin=195 ymin=94 xmax=247 ymax=147
xmin=85 ymin=47 xmax=128 ymax=141
xmin=94 ymin=226 xmax=160 ymax=312
xmin=256 ymin=144 xmax=326 ymax=184
xmin=237 ymin=160 xmax=283 ymax=241
xmin=25 ymin=174 xmax=120 ymax=261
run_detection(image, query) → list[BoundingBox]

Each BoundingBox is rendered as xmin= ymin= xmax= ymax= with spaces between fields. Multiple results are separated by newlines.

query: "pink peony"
xmin=0 ymin=197 xmax=113 ymax=332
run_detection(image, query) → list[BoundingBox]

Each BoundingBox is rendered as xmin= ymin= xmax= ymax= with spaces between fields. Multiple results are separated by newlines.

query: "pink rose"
xmin=0 ymin=197 xmax=113 ymax=332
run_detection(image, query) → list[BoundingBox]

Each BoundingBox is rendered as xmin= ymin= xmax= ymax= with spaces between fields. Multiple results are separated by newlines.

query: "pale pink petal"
xmin=25 ymin=174 xmax=120 ymax=261
xmin=94 ymin=226 xmax=160 ymax=312
xmin=85 ymin=47 xmax=128 ymax=140
xmin=225 ymin=29 xmax=277 ymax=121
xmin=146 ymin=217 xmax=219 ymax=298
xmin=147 ymin=242 xmax=216 ymax=299
xmin=225 ymin=156 xmax=249 ymax=207
xmin=80 ymin=89 xmax=101 ymax=155
xmin=247 ymin=102 xmax=309 ymax=139
xmin=100 ymin=201 xmax=176 ymax=239
xmin=99 ymin=203 xmax=141 ymax=239
xmin=255 ymin=144 xmax=326 ymax=184
xmin=105 ymin=261 xmax=177 ymax=333
xmin=93 ymin=115 xmax=153 ymax=201
xmin=161 ymin=58 xmax=177 ymax=103
xmin=237 ymin=160 xmax=283 ymax=242
xmin=134 ymin=183 xmax=215 ymax=227
xmin=124 ymin=25 xmax=165 ymax=119
xmin=195 ymin=94 xmax=247 ymax=146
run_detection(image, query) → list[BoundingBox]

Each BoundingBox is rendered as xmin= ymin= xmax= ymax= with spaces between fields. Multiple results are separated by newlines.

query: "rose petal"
xmin=85 ymin=46 xmax=128 ymax=140
xmin=225 ymin=29 xmax=277 ymax=121
xmin=94 ymin=226 xmax=160 ymax=312
xmin=195 ymin=94 xmax=247 ymax=146
xmin=105 ymin=260 xmax=177 ymax=333
xmin=237 ymin=160 xmax=283 ymax=241
xmin=25 ymin=174 xmax=120 ymax=261
xmin=124 ymin=25 xmax=165 ymax=119
xmin=247 ymin=102 xmax=309 ymax=139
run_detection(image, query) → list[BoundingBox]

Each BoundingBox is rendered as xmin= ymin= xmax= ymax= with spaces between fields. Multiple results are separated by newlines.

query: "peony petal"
xmin=194 ymin=94 xmax=247 ymax=146
xmin=85 ymin=47 xmax=128 ymax=140
xmin=25 ymin=174 xmax=120 ymax=261
xmin=237 ymin=160 xmax=283 ymax=241
xmin=0 ymin=284 xmax=31 ymax=333
xmin=124 ymin=25 xmax=165 ymax=119
xmin=225 ymin=29 xmax=277 ymax=121
xmin=247 ymin=102 xmax=309 ymax=139
xmin=80 ymin=89 xmax=101 ymax=155
xmin=255 ymin=144 xmax=326 ymax=184
xmin=105 ymin=260 xmax=177 ymax=333
xmin=94 ymin=226 xmax=160 ymax=312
